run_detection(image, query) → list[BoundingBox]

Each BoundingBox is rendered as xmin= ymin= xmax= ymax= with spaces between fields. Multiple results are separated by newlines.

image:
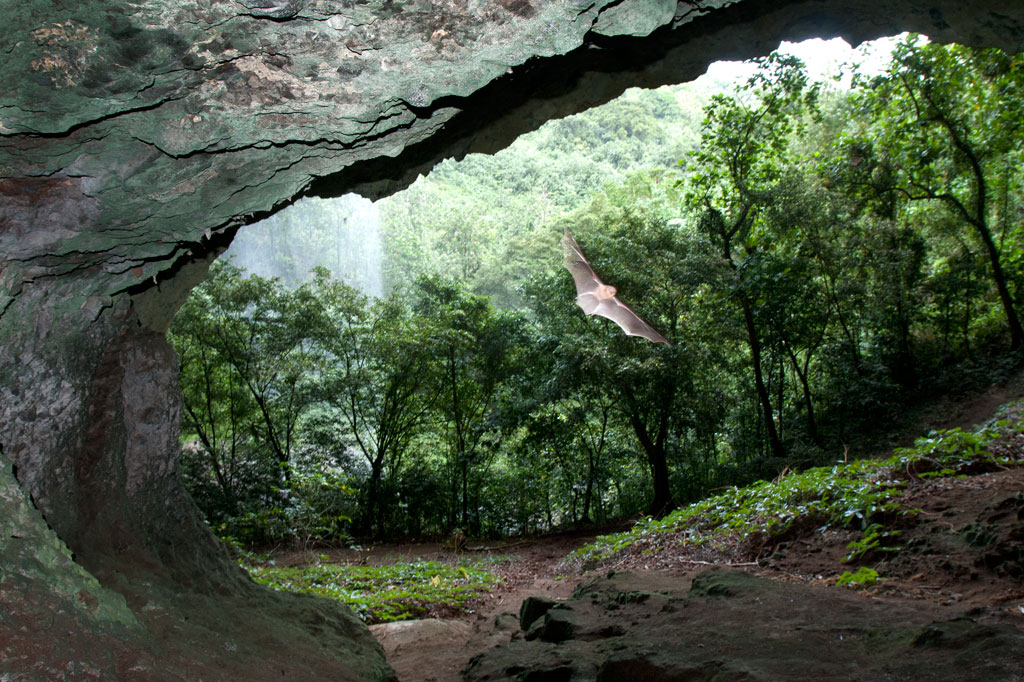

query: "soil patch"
xmin=373 ymin=533 xmax=601 ymax=682
xmin=460 ymin=463 xmax=1024 ymax=681
xmin=465 ymin=567 xmax=1024 ymax=682
xmin=761 ymin=465 xmax=1024 ymax=618
xmin=274 ymin=531 xmax=604 ymax=682
xmin=263 ymin=387 xmax=1024 ymax=681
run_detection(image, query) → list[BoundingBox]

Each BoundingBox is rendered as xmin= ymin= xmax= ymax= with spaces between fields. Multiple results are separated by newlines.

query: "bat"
xmin=561 ymin=230 xmax=669 ymax=345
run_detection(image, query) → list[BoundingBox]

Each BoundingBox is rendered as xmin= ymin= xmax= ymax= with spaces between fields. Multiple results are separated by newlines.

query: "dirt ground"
xmin=294 ymin=532 xmax=601 ymax=682
xmin=358 ymin=468 xmax=1024 ymax=681
xmin=272 ymin=383 xmax=1024 ymax=681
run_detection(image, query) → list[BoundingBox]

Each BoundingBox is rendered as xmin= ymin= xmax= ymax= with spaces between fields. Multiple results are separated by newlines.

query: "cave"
xmin=2 ymin=1 xmax=1023 ymax=679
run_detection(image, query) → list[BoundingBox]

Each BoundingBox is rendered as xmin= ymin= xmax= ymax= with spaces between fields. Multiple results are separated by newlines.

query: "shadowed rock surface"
xmin=464 ymin=569 xmax=1024 ymax=681
xmin=2 ymin=0 xmax=1024 ymax=678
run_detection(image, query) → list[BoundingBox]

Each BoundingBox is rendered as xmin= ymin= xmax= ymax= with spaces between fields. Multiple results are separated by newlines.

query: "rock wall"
xmin=1 ymin=0 xmax=1023 ymax=678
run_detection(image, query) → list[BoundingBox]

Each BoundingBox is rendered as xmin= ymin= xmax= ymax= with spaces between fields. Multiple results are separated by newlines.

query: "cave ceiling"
xmin=2 ymin=0 xmax=1023 ymax=318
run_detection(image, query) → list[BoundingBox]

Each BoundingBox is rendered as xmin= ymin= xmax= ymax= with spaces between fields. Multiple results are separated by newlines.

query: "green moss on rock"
xmin=0 ymin=451 xmax=138 ymax=628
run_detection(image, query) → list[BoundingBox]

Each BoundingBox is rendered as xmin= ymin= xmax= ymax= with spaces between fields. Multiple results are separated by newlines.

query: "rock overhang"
xmin=5 ymin=0 xmax=1021 ymax=307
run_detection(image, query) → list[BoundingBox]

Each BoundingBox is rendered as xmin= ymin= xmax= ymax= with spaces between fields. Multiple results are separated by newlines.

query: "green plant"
xmin=567 ymin=410 xmax=1024 ymax=570
xmin=248 ymin=558 xmax=503 ymax=623
xmin=567 ymin=462 xmax=906 ymax=568
xmin=836 ymin=566 xmax=879 ymax=588
xmin=843 ymin=523 xmax=901 ymax=563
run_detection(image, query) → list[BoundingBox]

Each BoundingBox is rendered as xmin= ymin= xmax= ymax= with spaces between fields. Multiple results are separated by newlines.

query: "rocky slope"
xmin=463 ymin=460 xmax=1024 ymax=681
xmin=465 ymin=567 xmax=1024 ymax=682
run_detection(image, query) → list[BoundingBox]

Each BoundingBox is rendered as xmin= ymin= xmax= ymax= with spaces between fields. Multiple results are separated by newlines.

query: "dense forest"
xmin=170 ymin=36 xmax=1024 ymax=546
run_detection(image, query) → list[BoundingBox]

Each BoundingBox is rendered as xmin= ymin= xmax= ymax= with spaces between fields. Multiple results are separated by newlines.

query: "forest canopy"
xmin=171 ymin=36 xmax=1024 ymax=545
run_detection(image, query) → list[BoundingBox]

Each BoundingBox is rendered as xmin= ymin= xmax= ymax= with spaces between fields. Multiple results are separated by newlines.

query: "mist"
xmin=224 ymin=193 xmax=384 ymax=297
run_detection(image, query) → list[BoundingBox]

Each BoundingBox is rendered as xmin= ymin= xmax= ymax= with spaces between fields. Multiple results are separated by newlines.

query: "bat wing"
xmin=561 ymin=230 xmax=604 ymax=299
xmin=593 ymin=298 xmax=670 ymax=344
xmin=561 ymin=229 xmax=670 ymax=345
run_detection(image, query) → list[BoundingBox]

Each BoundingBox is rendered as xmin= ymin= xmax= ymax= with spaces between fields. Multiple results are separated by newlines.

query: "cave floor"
xmin=263 ymin=463 xmax=1024 ymax=681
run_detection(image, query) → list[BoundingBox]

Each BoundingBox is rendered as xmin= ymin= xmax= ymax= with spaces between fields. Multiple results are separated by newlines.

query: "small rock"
xmin=520 ymin=596 xmax=558 ymax=631
xmin=525 ymin=606 xmax=577 ymax=643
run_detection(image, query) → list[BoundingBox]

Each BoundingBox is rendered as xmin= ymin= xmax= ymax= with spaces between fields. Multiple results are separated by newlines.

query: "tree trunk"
xmin=783 ymin=342 xmax=820 ymax=446
xmin=714 ymin=211 xmax=785 ymax=459
xmin=579 ymin=404 xmax=609 ymax=524
xmin=648 ymin=449 xmax=674 ymax=518
xmin=975 ymin=218 xmax=1024 ymax=349
xmin=250 ymin=391 xmax=292 ymax=483
xmin=628 ymin=412 xmax=675 ymax=518
xmin=363 ymin=461 xmax=383 ymax=538
xmin=461 ymin=458 xmax=469 ymax=528
xmin=581 ymin=450 xmax=594 ymax=523
xmin=740 ymin=294 xmax=786 ymax=459
xmin=929 ymin=103 xmax=1024 ymax=350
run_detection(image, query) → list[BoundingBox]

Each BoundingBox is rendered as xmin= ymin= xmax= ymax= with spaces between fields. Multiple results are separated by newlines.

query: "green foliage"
xmin=170 ymin=261 xmax=336 ymax=521
xmin=312 ymin=278 xmax=439 ymax=538
xmin=836 ymin=566 xmax=879 ymax=588
xmin=173 ymin=39 xmax=1024 ymax=551
xmin=215 ymin=468 xmax=356 ymax=548
xmin=679 ymin=52 xmax=821 ymax=461
xmin=843 ymin=523 xmax=901 ymax=563
xmin=895 ymin=425 xmax=995 ymax=463
xmin=173 ymin=261 xmax=536 ymax=542
xmin=378 ymin=82 xmax=719 ymax=305
xmin=528 ymin=208 xmax=732 ymax=516
xmin=248 ymin=559 xmax=503 ymax=623
xmin=568 ymin=463 xmax=903 ymax=566
xmin=844 ymin=35 xmax=1024 ymax=349
xmin=409 ymin=275 xmax=533 ymax=535
xmin=568 ymin=410 xmax=1023 ymax=569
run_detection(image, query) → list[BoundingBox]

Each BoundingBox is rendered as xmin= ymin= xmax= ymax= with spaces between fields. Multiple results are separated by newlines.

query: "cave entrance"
xmin=4 ymin=1 xmax=1024 ymax=679
xmin=162 ymin=29 xmax=1024 ymax=681
xmin=169 ymin=27 xmax=887 ymax=589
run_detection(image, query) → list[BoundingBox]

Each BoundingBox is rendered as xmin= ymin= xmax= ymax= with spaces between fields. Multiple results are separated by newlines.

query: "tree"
xmin=170 ymin=261 xmax=325 ymax=516
xmin=682 ymin=53 xmax=820 ymax=459
xmin=415 ymin=276 xmax=529 ymax=532
xmin=530 ymin=203 xmax=719 ymax=517
xmin=172 ymin=277 xmax=255 ymax=515
xmin=314 ymin=279 xmax=438 ymax=538
xmin=853 ymin=36 xmax=1024 ymax=348
xmin=518 ymin=307 xmax=623 ymax=525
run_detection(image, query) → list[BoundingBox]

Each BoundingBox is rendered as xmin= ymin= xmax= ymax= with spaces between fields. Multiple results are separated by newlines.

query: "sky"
xmin=705 ymin=34 xmax=904 ymax=87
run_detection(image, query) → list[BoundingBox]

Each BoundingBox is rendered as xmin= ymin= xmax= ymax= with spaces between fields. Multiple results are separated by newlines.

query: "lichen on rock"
xmin=0 ymin=450 xmax=138 ymax=628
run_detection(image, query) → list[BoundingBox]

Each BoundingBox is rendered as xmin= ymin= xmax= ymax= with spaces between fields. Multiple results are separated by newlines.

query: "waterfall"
xmin=224 ymin=193 xmax=384 ymax=297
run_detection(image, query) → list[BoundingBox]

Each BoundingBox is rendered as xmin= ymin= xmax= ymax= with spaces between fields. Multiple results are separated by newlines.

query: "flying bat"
xmin=561 ymin=230 xmax=669 ymax=345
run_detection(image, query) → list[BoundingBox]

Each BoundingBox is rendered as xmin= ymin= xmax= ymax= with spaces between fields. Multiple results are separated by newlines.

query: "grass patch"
xmin=248 ymin=559 xmax=503 ymax=623
xmin=837 ymin=566 xmax=880 ymax=588
xmin=567 ymin=402 xmax=1024 ymax=571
